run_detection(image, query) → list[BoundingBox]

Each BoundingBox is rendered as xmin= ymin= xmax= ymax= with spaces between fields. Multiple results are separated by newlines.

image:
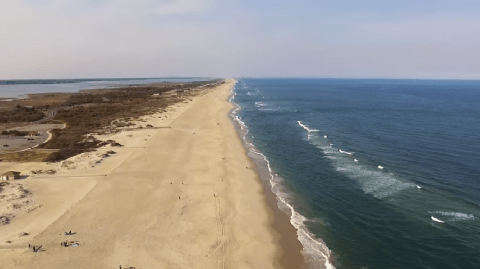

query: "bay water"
xmin=0 ymin=77 xmax=210 ymax=98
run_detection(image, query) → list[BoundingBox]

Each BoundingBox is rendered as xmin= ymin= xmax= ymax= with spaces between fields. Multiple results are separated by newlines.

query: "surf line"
xmin=297 ymin=121 xmax=320 ymax=133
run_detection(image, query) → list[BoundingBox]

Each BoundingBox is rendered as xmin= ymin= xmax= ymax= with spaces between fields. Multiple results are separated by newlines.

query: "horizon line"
xmin=1 ymin=76 xmax=480 ymax=81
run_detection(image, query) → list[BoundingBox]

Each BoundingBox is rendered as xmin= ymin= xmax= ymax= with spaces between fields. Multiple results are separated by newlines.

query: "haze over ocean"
xmin=231 ymin=78 xmax=480 ymax=269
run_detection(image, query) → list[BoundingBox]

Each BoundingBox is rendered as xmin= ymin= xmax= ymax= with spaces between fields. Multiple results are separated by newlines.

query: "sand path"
xmin=0 ymin=80 xmax=280 ymax=269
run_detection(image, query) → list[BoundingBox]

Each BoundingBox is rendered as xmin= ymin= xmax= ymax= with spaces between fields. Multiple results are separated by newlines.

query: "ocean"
xmin=230 ymin=79 xmax=480 ymax=269
xmin=0 ymin=77 xmax=210 ymax=98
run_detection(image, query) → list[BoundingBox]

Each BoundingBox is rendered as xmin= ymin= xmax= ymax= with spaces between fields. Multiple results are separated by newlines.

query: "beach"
xmin=0 ymin=79 xmax=301 ymax=268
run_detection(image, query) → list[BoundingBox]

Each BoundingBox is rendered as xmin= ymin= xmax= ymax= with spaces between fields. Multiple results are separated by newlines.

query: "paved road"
xmin=32 ymin=108 xmax=58 ymax=124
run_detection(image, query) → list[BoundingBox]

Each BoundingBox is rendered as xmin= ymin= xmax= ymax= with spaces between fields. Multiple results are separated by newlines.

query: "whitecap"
xmin=297 ymin=121 xmax=320 ymax=133
xmin=429 ymin=211 xmax=475 ymax=222
xmin=326 ymin=159 xmax=414 ymax=199
xmin=339 ymin=149 xmax=354 ymax=155
xmin=431 ymin=216 xmax=444 ymax=223
xmin=231 ymin=108 xmax=335 ymax=268
xmin=254 ymin=101 xmax=268 ymax=107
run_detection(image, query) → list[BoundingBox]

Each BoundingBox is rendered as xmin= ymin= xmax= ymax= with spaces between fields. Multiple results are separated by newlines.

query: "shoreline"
xmin=228 ymin=81 xmax=336 ymax=269
xmin=0 ymin=79 xmax=287 ymax=268
xmin=227 ymin=87 xmax=306 ymax=268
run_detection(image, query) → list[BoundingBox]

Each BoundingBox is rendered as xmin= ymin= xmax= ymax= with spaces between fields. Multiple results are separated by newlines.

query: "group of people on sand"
xmin=61 ymin=240 xmax=79 ymax=247
xmin=27 ymin=230 xmax=78 ymax=251
xmin=61 ymin=231 xmax=79 ymax=247
xmin=29 ymin=230 xmax=137 ymax=268
xmin=28 ymin=244 xmax=42 ymax=252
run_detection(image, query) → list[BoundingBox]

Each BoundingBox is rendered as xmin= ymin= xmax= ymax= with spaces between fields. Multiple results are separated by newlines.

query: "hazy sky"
xmin=1 ymin=0 xmax=480 ymax=79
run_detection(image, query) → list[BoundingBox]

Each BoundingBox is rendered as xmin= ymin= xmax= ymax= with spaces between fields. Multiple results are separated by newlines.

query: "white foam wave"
xmin=338 ymin=149 xmax=354 ymax=155
xmin=230 ymin=115 xmax=334 ymax=268
xmin=306 ymin=133 xmax=414 ymax=199
xmin=260 ymin=151 xmax=335 ymax=269
xmin=378 ymin=165 xmax=384 ymax=169
xmin=334 ymin=163 xmax=414 ymax=198
xmin=297 ymin=121 xmax=320 ymax=133
xmin=278 ymin=196 xmax=335 ymax=269
xmin=429 ymin=211 xmax=475 ymax=222
xmin=431 ymin=216 xmax=444 ymax=223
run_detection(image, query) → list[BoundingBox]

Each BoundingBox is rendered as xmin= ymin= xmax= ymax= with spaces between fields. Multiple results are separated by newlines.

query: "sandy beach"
xmin=0 ymin=79 xmax=296 ymax=269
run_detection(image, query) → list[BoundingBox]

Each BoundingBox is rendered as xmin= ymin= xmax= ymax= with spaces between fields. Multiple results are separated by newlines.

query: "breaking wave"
xmin=230 ymin=86 xmax=335 ymax=269
xmin=298 ymin=121 xmax=320 ymax=133
xmin=298 ymin=120 xmax=415 ymax=199
xmin=429 ymin=211 xmax=475 ymax=222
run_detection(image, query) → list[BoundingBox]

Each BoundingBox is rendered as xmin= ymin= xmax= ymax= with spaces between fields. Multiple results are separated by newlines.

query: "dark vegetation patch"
xmin=41 ymin=120 xmax=63 ymax=125
xmin=0 ymin=150 xmax=54 ymax=162
xmin=0 ymin=93 xmax=70 ymax=111
xmin=1 ymin=130 xmax=39 ymax=136
xmin=31 ymin=169 xmax=57 ymax=175
xmin=0 ymin=181 xmax=9 ymax=192
xmin=35 ymin=80 xmax=224 ymax=162
xmin=44 ymin=149 xmax=90 ymax=162
xmin=0 ymin=105 xmax=44 ymax=123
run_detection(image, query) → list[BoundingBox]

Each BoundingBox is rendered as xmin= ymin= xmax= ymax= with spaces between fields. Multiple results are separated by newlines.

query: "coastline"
xmin=0 ymin=79 xmax=287 ymax=268
xmin=229 ymin=81 xmax=336 ymax=269
xmin=227 ymin=87 xmax=306 ymax=268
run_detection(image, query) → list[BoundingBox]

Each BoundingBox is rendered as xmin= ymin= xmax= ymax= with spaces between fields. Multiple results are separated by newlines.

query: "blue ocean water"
xmin=0 ymin=77 xmax=210 ymax=98
xmin=230 ymin=79 xmax=480 ymax=269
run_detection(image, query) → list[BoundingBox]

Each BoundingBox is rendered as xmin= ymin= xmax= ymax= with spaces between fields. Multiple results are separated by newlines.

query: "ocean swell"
xmin=298 ymin=121 xmax=416 ymax=199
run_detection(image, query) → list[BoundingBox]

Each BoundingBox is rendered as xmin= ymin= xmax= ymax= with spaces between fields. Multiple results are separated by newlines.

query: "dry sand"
xmin=0 ymin=79 xmax=286 ymax=268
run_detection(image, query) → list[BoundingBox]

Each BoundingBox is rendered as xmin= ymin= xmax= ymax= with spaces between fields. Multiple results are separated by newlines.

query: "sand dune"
xmin=0 ymin=79 xmax=281 ymax=268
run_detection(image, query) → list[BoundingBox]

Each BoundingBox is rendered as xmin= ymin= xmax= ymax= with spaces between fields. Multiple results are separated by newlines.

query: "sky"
xmin=1 ymin=0 xmax=480 ymax=79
